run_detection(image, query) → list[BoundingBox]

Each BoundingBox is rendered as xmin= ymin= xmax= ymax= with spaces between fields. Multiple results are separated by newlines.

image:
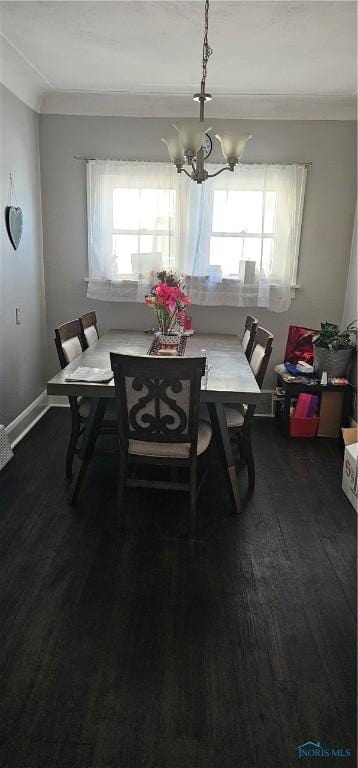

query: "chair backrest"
xmin=110 ymin=353 xmax=205 ymax=458
xmin=54 ymin=320 xmax=85 ymax=369
xmin=241 ymin=315 xmax=258 ymax=360
xmin=79 ymin=311 xmax=99 ymax=348
xmin=249 ymin=327 xmax=274 ymax=389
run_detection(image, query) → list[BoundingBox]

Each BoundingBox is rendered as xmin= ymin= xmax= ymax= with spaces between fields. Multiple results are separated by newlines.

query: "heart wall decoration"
xmin=5 ymin=174 xmax=23 ymax=251
xmin=5 ymin=205 xmax=23 ymax=250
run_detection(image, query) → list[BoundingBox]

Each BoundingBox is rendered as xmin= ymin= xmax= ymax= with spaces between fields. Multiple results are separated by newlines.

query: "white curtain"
xmin=87 ymin=160 xmax=189 ymax=302
xmin=87 ymin=160 xmax=306 ymax=311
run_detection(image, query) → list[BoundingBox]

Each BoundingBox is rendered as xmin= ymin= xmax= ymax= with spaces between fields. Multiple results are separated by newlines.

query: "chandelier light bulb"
xmin=173 ymin=121 xmax=212 ymax=157
xmin=161 ymin=136 xmax=185 ymax=165
xmin=215 ymin=133 xmax=252 ymax=164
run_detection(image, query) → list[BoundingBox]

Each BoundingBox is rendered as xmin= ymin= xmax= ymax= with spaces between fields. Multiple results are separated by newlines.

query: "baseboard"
xmin=6 ymin=391 xmax=50 ymax=448
xmin=5 ymin=392 xmax=70 ymax=449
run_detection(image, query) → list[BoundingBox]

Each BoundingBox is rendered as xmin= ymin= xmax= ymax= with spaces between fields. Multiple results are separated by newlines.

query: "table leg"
xmin=207 ymin=402 xmax=241 ymax=514
xmin=68 ymin=398 xmax=107 ymax=506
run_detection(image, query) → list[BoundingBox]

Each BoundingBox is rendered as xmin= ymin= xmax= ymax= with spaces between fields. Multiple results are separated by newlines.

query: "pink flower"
xmin=175 ymin=287 xmax=190 ymax=306
xmin=154 ymin=283 xmax=177 ymax=313
xmin=146 ymin=281 xmax=190 ymax=317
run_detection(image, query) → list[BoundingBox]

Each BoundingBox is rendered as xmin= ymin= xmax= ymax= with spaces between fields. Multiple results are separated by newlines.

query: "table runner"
xmin=147 ymin=335 xmax=187 ymax=356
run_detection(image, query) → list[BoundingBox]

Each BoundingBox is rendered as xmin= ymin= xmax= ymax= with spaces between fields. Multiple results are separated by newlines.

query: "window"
xmin=87 ymin=160 xmax=307 ymax=311
xmin=210 ymin=190 xmax=277 ymax=279
xmin=112 ymin=187 xmax=176 ymax=277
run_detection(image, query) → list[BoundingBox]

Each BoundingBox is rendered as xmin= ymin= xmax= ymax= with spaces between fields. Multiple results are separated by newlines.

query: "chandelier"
xmin=162 ymin=0 xmax=252 ymax=184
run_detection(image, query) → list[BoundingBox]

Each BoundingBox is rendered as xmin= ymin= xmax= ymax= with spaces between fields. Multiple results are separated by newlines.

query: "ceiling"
xmin=0 ymin=1 xmax=356 ymax=118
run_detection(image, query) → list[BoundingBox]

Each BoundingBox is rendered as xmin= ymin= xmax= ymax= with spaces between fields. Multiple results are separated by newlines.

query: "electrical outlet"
xmin=15 ymin=307 xmax=21 ymax=325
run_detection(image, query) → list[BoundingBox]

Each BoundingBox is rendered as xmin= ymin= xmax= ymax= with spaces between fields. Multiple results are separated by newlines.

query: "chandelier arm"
xmin=181 ymin=168 xmax=193 ymax=179
xmin=207 ymin=166 xmax=234 ymax=179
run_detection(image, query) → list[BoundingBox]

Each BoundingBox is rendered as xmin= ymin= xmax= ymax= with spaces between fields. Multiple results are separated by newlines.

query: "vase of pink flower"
xmin=145 ymin=270 xmax=190 ymax=335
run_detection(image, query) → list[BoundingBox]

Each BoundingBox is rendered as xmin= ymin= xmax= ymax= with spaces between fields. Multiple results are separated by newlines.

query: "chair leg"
xmin=189 ymin=462 xmax=197 ymax=537
xmin=66 ymin=409 xmax=81 ymax=481
xmin=69 ymin=458 xmax=90 ymax=506
xmin=242 ymin=428 xmax=255 ymax=489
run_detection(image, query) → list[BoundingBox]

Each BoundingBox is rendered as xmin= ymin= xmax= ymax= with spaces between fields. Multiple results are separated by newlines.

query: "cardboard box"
xmin=342 ymin=428 xmax=358 ymax=511
xmin=317 ymin=391 xmax=343 ymax=437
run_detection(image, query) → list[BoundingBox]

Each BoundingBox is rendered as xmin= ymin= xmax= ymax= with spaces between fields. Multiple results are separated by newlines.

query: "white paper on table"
xmin=65 ymin=366 xmax=113 ymax=383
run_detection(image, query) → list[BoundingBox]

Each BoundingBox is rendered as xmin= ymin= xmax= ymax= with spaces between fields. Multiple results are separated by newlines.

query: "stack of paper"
xmin=65 ymin=367 xmax=113 ymax=383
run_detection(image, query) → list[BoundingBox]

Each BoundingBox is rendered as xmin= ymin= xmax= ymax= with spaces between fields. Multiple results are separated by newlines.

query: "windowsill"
xmin=82 ymin=275 xmax=301 ymax=297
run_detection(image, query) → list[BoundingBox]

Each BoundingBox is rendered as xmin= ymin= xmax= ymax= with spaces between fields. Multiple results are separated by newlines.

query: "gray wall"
xmin=342 ymin=206 xmax=357 ymax=329
xmin=342 ymin=205 xmax=357 ymax=409
xmin=0 ymin=85 xmax=46 ymax=426
xmin=39 ymin=114 xmax=357 ymax=387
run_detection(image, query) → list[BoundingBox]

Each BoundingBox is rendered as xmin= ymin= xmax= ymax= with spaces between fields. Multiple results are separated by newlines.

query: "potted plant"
xmin=313 ymin=321 xmax=357 ymax=377
xmin=145 ymin=270 xmax=190 ymax=335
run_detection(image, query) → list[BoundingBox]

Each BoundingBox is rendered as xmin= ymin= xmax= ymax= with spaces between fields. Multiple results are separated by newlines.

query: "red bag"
xmin=284 ymin=325 xmax=317 ymax=365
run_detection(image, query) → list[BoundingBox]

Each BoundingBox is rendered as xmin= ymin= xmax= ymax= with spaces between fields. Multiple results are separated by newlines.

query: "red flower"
xmin=154 ymin=283 xmax=175 ymax=313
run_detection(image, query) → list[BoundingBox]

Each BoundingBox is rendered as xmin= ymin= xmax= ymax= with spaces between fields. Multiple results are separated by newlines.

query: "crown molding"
xmin=1 ymin=34 xmax=356 ymax=121
xmin=0 ymin=34 xmax=51 ymax=113
xmin=40 ymin=90 xmax=357 ymax=120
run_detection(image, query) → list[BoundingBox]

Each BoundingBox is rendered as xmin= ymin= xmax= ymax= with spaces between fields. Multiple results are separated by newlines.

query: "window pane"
xmin=264 ymin=192 xmax=277 ymax=234
xmin=212 ymin=192 xmax=228 ymax=232
xmin=212 ymin=190 xmax=263 ymax=234
xmin=113 ymin=234 xmax=139 ymax=274
xmin=113 ymin=234 xmax=174 ymax=276
xmin=210 ymin=235 xmax=273 ymax=278
xmin=113 ymin=188 xmax=175 ymax=231
xmin=210 ymin=236 xmax=243 ymax=277
xmin=242 ymin=237 xmax=261 ymax=263
xmin=261 ymin=238 xmax=273 ymax=276
xmin=113 ymin=190 xmax=140 ymax=230
xmin=140 ymin=189 xmax=176 ymax=230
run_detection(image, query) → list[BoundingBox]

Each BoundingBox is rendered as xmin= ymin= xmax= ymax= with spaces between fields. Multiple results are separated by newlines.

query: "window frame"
xmin=86 ymin=160 xmax=307 ymax=306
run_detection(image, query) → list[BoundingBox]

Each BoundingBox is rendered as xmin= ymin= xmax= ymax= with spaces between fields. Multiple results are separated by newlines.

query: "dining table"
xmin=47 ymin=330 xmax=261 ymax=512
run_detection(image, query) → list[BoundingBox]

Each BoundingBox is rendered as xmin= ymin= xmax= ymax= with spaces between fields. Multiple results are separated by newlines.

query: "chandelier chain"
xmin=201 ymin=0 xmax=213 ymax=88
xmin=161 ymin=0 xmax=251 ymax=182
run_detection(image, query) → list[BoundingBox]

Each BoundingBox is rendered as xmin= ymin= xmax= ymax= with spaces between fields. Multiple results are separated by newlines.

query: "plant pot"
xmin=313 ymin=347 xmax=352 ymax=378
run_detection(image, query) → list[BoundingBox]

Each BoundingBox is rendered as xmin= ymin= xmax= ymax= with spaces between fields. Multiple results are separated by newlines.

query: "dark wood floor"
xmin=0 ymin=408 xmax=356 ymax=768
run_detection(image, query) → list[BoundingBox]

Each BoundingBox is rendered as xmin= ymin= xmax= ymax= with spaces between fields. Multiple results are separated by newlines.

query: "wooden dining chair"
xmin=224 ymin=327 xmax=273 ymax=489
xmin=55 ymin=319 xmax=85 ymax=370
xmin=54 ymin=319 xmax=115 ymax=481
xmin=110 ymin=353 xmax=212 ymax=535
xmin=242 ymin=314 xmax=258 ymax=360
xmin=79 ymin=310 xmax=99 ymax=349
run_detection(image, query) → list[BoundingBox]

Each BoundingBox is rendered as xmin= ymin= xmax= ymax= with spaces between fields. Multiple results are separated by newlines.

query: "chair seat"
xmin=200 ymin=403 xmax=247 ymax=429
xmin=128 ymin=420 xmax=212 ymax=459
xmin=224 ymin=404 xmax=247 ymax=429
